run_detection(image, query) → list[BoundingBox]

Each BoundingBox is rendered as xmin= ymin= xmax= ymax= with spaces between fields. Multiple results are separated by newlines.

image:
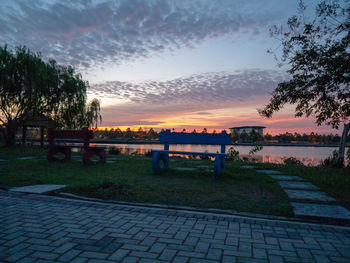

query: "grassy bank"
xmin=1 ymin=146 xmax=349 ymax=216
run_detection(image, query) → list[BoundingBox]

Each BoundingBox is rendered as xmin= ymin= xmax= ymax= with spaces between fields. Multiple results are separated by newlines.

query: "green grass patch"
xmin=0 ymin=146 xmax=299 ymax=217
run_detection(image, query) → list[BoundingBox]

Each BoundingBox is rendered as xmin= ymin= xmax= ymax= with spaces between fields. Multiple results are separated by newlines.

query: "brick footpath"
xmin=0 ymin=191 xmax=350 ymax=263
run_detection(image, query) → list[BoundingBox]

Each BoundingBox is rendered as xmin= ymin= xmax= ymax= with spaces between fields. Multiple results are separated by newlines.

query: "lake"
xmin=95 ymin=143 xmax=346 ymax=166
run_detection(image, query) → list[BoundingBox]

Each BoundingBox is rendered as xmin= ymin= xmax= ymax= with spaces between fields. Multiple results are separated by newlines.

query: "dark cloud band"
xmin=0 ymin=0 xmax=281 ymax=68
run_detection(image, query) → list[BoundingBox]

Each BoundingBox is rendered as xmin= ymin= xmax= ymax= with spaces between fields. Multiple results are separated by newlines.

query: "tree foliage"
xmin=0 ymin=45 xmax=101 ymax=146
xmin=259 ymin=0 xmax=349 ymax=166
xmin=260 ymin=0 xmax=349 ymax=128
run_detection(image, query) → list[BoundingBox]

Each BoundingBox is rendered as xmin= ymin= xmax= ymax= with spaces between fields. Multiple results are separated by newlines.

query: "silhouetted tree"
xmin=0 ymin=45 xmax=101 ymax=146
xmin=259 ymin=0 xmax=350 ymax=166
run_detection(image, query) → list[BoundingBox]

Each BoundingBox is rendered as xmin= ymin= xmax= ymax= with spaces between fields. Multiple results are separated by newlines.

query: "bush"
xmin=108 ymin=147 xmax=122 ymax=155
xmin=321 ymin=150 xmax=339 ymax=168
xmin=249 ymin=145 xmax=263 ymax=155
xmin=228 ymin=147 xmax=240 ymax=161
xmin=283 ymin=157 xmax=304 ymax=166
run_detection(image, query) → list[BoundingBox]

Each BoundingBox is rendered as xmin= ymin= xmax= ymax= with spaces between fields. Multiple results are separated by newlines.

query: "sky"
xmin=0 ymin=0 xmax=339 ymax=135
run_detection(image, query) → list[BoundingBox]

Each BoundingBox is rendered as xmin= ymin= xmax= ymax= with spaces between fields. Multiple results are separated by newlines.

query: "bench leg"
xmin=152 ymin=152 xmax=169 ymax=172
xmin=47 ymin=146 xmax=71 ymax=162
xmin=214 ymin=155 xmax=226 ymax=178
xmin=83 ymin=148 xmax=106 ymax=164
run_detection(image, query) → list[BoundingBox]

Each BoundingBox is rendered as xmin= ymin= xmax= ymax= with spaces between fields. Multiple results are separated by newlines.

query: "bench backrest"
xmin=47 ymin=127 xmax=93 ymax=149
xmin=159 ymin=129 xmax=232 ymax=153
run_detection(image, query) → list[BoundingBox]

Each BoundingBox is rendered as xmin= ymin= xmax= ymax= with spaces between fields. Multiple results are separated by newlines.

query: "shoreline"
xmin=19 ymin=138 xmax=348 ymax=148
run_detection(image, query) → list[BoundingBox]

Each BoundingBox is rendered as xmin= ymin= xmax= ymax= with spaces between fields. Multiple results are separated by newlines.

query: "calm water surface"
xmin=95 ymin=143 xmax=345 ymax=166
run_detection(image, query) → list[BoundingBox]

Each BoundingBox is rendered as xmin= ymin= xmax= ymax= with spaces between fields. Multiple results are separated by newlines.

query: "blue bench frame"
xmin=152 ymin=129 xmax=232 ymax=178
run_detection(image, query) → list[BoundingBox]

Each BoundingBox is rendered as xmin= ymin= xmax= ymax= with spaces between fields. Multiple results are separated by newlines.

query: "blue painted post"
xmin=221 ymin=144 xmax=226 ymax=154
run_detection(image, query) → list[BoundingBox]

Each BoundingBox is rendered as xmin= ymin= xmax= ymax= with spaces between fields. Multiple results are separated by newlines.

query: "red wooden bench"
xmin=46 ymin=127 xmax=106 ymax=164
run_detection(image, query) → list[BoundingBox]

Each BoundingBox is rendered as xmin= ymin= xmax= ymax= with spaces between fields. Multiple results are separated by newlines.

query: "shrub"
xmin=283 ymin=157 xmax=304 ymax=166
xmin=249 ymin=145 xmax=263 ymax=155
xmin=321 ymin=150 xmax=339 ymax=168
xmin=228 ymin=147 xmax=240 ymax=161
xmin=108 ymin=147 xmax=122 ymax=155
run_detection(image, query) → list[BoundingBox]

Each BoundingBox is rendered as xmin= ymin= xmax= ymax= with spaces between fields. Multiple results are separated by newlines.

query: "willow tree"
xmin=260 ymin=0 xmax=349 ymax=166
xmin=0 ymin=45 xmax=101 ymax=146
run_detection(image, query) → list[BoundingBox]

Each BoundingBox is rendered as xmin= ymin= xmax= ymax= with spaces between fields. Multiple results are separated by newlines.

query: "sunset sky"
xmin=0 ymin=0 xmax=339 ymax=134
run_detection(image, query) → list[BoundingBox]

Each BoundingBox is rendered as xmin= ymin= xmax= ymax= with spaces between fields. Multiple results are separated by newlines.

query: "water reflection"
xmin=100 ymin=143 xmax=341 ymax=166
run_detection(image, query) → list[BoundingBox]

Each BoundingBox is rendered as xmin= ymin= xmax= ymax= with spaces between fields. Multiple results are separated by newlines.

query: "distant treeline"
xmin=233 ymin=129 xmax=346 ymax=144
xmin=93 ymin=127 xmax=347 ymax=144
xmin=93 ymin=127 xmax=216 ymax=140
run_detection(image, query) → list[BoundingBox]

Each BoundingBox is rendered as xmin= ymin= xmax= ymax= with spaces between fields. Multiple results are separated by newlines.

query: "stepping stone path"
xmin=196 ymin=165 xmax=211 ymax=168
xmin=255 ymin=169 xmax=350 ymax=221
xmin=173 ymin=167 xmax=198 ymax=171
xmin=270 ymin=175 xmax=303 ymax=181
xmin=10 ymin=184 xmax=66 ymax=194
xmin=291 ymin=202 xmax=350 ymax=220
xmin=284 ymin=189 xmax=336 ymax=201
xmin=15 ymin=156 xmax=35 ymax=160
xmin=256 ymin=169 xmax=281 ymax=174
xmin=278 ymin=181 xmax=319 ymax=190
xmin=241 ymin=165 xmax=255 ymax=169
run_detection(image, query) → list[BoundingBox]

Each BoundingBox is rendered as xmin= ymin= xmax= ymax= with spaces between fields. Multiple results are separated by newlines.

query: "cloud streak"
xmin=90 ymin=69 xmax=286 ymax=106
xmin=0 ymin=0 xmax=282 ymax=68
xmin=93 ymin=69 xmax=288 ymax=127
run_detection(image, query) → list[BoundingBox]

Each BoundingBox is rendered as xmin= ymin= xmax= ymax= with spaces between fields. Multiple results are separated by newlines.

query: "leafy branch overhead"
xmin=260 ymin=0 xmax=349 ymax=129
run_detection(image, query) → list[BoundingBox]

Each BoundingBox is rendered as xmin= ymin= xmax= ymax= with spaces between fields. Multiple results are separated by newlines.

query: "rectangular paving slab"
xmin=285 ymin=189 xmax=335 ymax=201
xmin=270 ymin=175 xmax=303 ymax=181
xmin=256 ymin=169 xmax=281 ymax=174
xmin=291 ymin=202 xmax=350 ymax=220
xmin=241 ymin=165 xmax=255 ymax=169
xmin=278 ymin=181 xmax=319 ymax=190
xmin=173 ymin=167 xmax=198 ymax=171
xmin=10 ymin=184 xmax=66 ymax=194
xmin=15 ymin=156 xmax=36 ymax=160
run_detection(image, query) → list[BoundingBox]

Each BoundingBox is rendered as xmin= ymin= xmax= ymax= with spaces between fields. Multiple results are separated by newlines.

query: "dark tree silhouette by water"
xmin=259 ymin=0 xmax=350 ymax=166
xmin=0 ymin=45 xmax=101 ymax=146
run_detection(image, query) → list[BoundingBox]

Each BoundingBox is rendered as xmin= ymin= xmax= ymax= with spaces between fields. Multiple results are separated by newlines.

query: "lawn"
xmin=1 ymin=146 xmax=349 ymax=217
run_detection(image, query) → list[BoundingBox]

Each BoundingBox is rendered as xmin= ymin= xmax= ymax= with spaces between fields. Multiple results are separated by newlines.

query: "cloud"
xmin=90 ymin=69 xmax=286 ymax=107
xmin=94 ymin=69 xmax=288 ymax=127
xmin=0 ymin=0 xmax=283 ymax=68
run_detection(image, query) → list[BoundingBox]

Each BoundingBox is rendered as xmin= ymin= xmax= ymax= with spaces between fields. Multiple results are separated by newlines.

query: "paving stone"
xmin=105 ymin=160 xmax=116 ymax=163
xmin=1 ymin=190 xmax=350 ymax=263
xmin=278 ymin=181 xmax=319 ymax=190
xmin=291 ymin=202 xmax=350 ymax=220
xmin=285 ymin=190 xmax=336 ymax=201
xmin=241 ymin=165 xmax=255 ymax=169
xmin=159 ymin=249 xmax=177 ymax=261
xmin=16 ymin=156 xmax=35 ymax=160
xmin=173 ymin=256 xmax=189 ymax=263
xmin=31 ymin=251 xmax=60 ymax=260
xmin=196 ymin=165 xmax=211 ymax=168
xmin=10 ymin=184 xmax=66 ymax=194
xmin=270 ymin=175 xmax=303 ymax=181
xmin=173 ymin=167 xmax=198 ymax=171
xmin=256 ymin=170 xmax=281 ymax=174
xmin=108 ymin=249 xmax=130 ymax=260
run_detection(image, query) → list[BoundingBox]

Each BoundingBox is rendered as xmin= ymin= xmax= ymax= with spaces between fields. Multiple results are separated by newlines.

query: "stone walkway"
xmin=256 ymin=169 xmax=350 ymax=221
xmin=1 ymin=190 xmax=350 ymax=263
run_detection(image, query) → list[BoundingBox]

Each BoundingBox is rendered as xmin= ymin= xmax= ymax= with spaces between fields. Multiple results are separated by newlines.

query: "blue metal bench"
xmin=152 ymin=129 xmax=232 ymax=178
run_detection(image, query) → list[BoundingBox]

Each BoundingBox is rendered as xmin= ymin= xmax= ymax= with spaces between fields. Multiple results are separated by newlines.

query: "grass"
xmin=0 ymin=146 xmax=293 ymax=217
xmin=2 ymin=145 xmax=349 ymax=217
